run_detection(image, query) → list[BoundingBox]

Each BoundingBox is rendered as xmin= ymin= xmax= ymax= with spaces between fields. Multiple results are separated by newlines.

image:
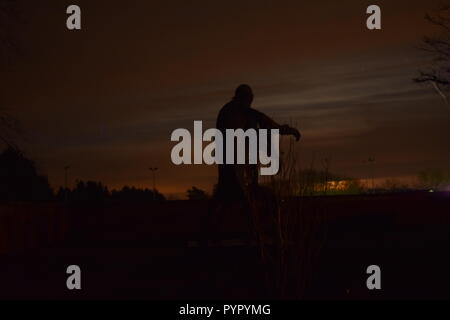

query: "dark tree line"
xmin=186 ymin=186 xmax=209 ymax=200
xmin=0 ymin=146 xmax=53 ymax=201
xmin=56 ymin=183 xmax=165 ymax=204
xmin=0 ymin=146 xmax=166 ymax=203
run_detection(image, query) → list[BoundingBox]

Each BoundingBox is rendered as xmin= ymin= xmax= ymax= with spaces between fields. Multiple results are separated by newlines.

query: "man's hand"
xmin=280 ymin=125 xmax=301 ymax=141
xmin=291 ymin=127 xmax=301 ymax=141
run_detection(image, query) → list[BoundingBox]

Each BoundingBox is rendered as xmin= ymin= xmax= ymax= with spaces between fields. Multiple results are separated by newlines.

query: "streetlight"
xmin=64 ymin=165 xmax=70 ymax=201
xmin=148 ymin=167 xmax=158 ymax=191
xmin=367 ymin=157 xmax=375 ymax=190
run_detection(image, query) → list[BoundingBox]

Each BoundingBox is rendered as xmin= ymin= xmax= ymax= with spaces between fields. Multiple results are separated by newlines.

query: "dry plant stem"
xmin=250 ymin=132 xmax=326 ymax=298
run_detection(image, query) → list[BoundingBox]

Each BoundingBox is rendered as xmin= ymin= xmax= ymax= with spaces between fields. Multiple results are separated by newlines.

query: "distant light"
xmin=429 ymin=189 xmax=434 ymax=193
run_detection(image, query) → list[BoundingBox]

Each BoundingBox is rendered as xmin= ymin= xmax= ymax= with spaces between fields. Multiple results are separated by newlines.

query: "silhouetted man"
xmin=215 ymin=84 xmax=300 ymax=201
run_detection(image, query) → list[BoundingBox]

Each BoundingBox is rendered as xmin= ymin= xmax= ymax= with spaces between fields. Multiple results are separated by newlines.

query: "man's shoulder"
xmin=217 ymin=101 xmax=232 ymax=126
xmin=222 ymin=100 xmax=237 ymax=109
xmin=218 ymin=101 xmax=238 ymax=116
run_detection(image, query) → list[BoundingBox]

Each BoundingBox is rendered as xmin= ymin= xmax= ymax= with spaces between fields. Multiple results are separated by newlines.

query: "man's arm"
xmin=250 ymin=109 xmax=301 ymax=141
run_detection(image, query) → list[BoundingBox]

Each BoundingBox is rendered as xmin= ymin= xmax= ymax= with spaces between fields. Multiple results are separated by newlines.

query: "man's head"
xmin=233 ymin=84 xmax=254 ymax=107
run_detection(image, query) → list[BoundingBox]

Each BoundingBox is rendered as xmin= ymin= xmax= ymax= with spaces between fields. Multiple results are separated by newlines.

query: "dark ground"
xmin=0 ymin=192 xmax=449 ymax=300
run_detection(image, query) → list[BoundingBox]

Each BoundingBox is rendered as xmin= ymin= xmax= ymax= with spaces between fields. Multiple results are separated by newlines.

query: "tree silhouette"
xmin=56 ymin=180 xmax=109 ymax=203
xmin=417 ymin=169 xmax=450 ymax=190
xmin=0 ymin=112 xmax=20 ymax=148
xmin=415 ymin=1 xmax=450 ymax=104
xmin=0 ymin=146 xmax=53 ymax=201
xmin=111 ymin=186 xmax=165 ymax=202
xmin=186 ymin=186 xmax=209 ymax=200
xmin=57 ymin=183 xmax=166 ymax=203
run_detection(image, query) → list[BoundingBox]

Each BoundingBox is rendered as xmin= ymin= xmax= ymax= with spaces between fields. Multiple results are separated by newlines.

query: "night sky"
xmin=2 ymin=0 xmax=450 ymax=197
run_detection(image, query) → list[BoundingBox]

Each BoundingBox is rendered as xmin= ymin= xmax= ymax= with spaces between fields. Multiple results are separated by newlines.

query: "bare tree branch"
xmin=432 ymin=81 xmax=450 ymax=105
xmin=415 ymin=1 xmax=450 ymax=107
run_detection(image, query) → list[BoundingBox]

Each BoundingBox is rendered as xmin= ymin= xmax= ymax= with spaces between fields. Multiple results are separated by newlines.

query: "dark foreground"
xmin=0 ymin=192 xmax=449 ymax=300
